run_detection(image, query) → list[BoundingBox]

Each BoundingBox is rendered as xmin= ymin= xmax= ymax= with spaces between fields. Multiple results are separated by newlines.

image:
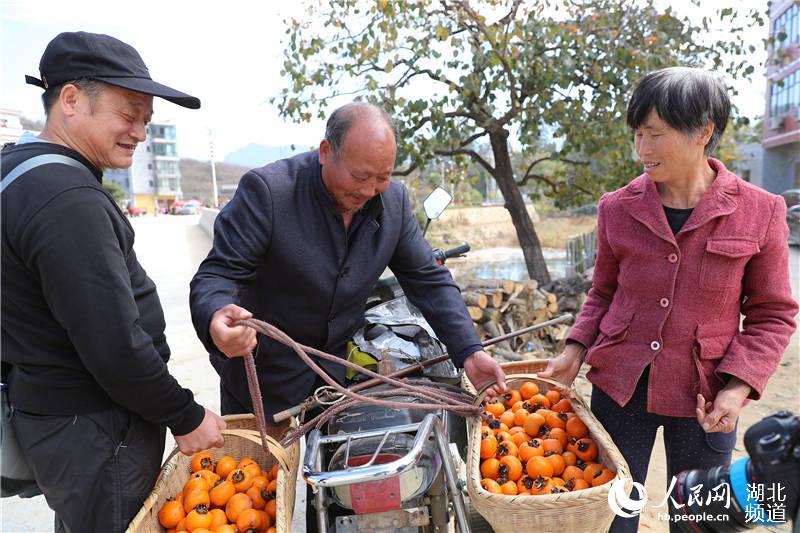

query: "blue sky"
xmin=1 ymin=1 xmax=769 ymax=162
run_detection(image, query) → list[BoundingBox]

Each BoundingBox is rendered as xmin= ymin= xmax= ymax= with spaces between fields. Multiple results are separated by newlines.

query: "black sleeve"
xmin=22 ymin=187 xmax=204 ymax=435
xmin=388 ymin=186 xmax=481 ymax=366
xmin=189 ymin=172 xmax=273 ymax=354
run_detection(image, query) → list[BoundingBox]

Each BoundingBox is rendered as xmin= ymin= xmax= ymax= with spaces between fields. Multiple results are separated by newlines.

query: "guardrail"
xmin=199 ymin=207 xmax=219 ymax=238
xmin=565 ymin=229 xmax=597 ymax=276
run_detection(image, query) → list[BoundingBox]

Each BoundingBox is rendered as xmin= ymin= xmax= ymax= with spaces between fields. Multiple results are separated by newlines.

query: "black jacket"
xmin=1 ymin=141 xmax=204 ymax=435
xmin=190 ymin=150 xmax=480 ymax=419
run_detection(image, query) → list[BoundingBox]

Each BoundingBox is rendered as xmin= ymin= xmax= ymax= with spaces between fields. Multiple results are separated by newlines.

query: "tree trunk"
xmin=489 ymin=131 xmax=552 ymax=284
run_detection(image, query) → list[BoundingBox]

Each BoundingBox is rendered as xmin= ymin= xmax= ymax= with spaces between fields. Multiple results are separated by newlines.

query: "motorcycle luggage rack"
xmin=303 ymin=413 xmax=470 ymax=532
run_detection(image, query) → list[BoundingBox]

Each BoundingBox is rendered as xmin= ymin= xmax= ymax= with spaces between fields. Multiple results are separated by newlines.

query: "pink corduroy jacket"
xmin=567 ymin=158 xmax=798 ymax=417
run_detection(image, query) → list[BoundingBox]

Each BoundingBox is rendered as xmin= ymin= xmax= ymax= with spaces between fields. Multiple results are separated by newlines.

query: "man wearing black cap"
xmin=1 ymin=32 xmax=223 ymax=532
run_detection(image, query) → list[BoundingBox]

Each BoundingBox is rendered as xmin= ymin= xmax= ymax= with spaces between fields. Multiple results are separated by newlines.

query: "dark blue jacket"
xmin=190 ymin=150 xmax=480 ymax=419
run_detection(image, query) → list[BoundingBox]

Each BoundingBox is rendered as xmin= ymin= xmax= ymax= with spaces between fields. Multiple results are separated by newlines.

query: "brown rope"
xmin=243 ymin=352 xmax=271 ymax=457
xmin=235 ymin=318 xmax=482 ymax=444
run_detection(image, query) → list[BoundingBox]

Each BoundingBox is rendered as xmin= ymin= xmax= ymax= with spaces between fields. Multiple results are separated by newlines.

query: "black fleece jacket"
xmin=1 ymin=141 xmax=204 ymax=435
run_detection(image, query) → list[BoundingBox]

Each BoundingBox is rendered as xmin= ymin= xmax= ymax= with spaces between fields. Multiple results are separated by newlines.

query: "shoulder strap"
xmin=0 ymin=154 xmax=93 ymax=194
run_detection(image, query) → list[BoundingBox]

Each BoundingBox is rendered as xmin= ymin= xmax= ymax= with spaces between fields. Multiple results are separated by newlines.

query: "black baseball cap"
xmin=26 ymin=31 xmax=200 ymax=109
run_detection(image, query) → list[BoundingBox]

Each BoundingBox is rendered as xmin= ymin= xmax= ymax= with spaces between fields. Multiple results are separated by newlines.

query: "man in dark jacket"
xmin=1 ymin=32 xmax=225 ymax=532
xmin=190 ymin=102 xmax=506 ymax=421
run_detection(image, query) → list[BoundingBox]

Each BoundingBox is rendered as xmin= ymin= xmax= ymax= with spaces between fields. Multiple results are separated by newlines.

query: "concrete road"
xmin=1 ymin=214 xmax=798 ymax=532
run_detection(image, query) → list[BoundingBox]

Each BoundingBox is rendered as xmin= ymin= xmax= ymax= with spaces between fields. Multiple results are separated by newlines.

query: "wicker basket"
xmin=464 ymin=360 xmax=630 ymax=533
xmin=126 ymin=414 xmax=300 ymax=533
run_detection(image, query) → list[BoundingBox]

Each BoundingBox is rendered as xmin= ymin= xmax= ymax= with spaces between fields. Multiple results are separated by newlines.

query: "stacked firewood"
xmin=460 ymin=278 xmax=576 ymax=361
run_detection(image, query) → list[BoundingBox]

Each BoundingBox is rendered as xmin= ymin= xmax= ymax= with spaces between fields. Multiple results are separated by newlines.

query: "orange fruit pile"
xmin=157 ymin=452 xmax=278 ymax=533
xmin=478 ymin=381 xmax=615 ymax=496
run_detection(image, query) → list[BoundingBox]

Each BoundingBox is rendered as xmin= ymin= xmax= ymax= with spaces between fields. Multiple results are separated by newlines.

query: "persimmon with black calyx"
xmin=510 ymin=400 xmax=526 ymax=413
xmin=551 ymin=398 xmax=573 ymax=413
xmin=566 ymin=416 xmax=589 ymax=439
xmin=480 ymin=457 xmax=500 ymax=480
xmin=158 ymin=499 xmax=185 ymax=529
xmin=519 ymin=438 xmax=545 ymax=462
xmin=528 ymin=394 xmax=551 ymax=410
xmin=502 ymin=390 xmax=521 ymax=408
xmin=526 ymin=456 xmax=554 ymax=478
xmin=513 ymin=407 xmax=530 ymax=427
xmin=499 ymin=455 xmax=524 ymax=481
xmin=499 ymin=410 xmax=516 ymax=428
xmin=500 ymin=479 xmax=519 ymax=495
xmin=236 ymin=508 xmax=264 ymax=532
xmin=519 ymin=381 xmax=539 ymax=400
xmin=227 ymin=467 xmax=254 ymax=492
xmin=545 ymin=411 xmax=568 ymax=431
xmin=193 ymin=469 xmax=221 ymax=486
xmin=562 ymin=465 xmax=584 ymax=482
xmin=592 ymin=468 xmax=616 ymax=486
xmin=207 ymin=508 xmax=227 ymax=529
xmin=541 ymin=437 xmax=563 ymax=455
xmin=562 ymin=450 xmax=578 ymax=467
xmin=574 ymin=437 xmax=598 ymax=462
xmin=246 ymin=484 xmax=268 ymax=509
xmin=517 ymin=475 xmax=536 ymax=493
xmin=566 ymin=478 xmax=590 ymax=491
xmin=215 ymin=455 xmax=237 ymax=479
xmin=523 ymin=412 xmax=546 ymax=437
xmin=545 ymin=389 xmax=561 ymax=406
xmin=209 ymin=479 xmax=236 ymax=507
xmin=183 ymin=476 xmax=211 ymax=495
xmin=480 ymin=435 xmax=498 ymax=459
xmin=486 ymin=400 xmax=505 ymax=417
xmin=510 ymin=431 xmax=530 ymax=448
xmin=191 ymin=452 xmax=215 ymax=473
xmin=183 ymin=488 xmax=211 ymax=514
xmin=582 ymin=463 xmax=604 ymax=483
xmin=545 ymin=427 xmax=568 ymax=448
xmin=225 ymin=492 xmax=253 ymax=522
xmin=495 ymin=440 xmax=518 ymax=459
xmin=481 ymin=478 xmax=502 ymax=494
xmin=264 ymin=497 xmax=277 ymax=520
xmin=184 ymin=505 xmax=213 ymax=531
xmin=544 ymin=452 xmax=566 ymax=476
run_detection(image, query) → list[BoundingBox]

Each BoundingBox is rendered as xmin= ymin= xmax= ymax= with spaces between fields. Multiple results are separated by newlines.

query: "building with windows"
xmin=762 ymin=0 xmax=800 ymax=193
xmin=105 ymin=121 xmax=184 ymax=212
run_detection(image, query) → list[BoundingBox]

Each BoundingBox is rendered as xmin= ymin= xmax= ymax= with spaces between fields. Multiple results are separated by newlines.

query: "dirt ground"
xmin=426 ymin=204 xmax=598 ymax=250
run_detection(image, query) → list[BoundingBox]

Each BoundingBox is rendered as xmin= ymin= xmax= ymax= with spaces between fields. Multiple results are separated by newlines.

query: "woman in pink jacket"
xmin=541 ymin=67 xmax=797 ymax=532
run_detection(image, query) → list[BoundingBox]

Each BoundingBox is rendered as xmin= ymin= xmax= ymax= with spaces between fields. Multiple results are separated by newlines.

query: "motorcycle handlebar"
xmin=443 ymin=243 xmax=470 ymax=259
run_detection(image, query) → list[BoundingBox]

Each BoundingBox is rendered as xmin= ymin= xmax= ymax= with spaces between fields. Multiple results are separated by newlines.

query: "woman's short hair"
xmin=626 ymin=67 xmax=730 ymax=154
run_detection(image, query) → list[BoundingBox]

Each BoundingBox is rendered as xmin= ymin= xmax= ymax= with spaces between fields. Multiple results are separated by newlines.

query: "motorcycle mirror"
xmin=423 ymin=187 xmax=452 ymax=221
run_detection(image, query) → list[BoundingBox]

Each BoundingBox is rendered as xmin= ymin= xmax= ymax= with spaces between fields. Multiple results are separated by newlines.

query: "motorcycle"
xmin=288 ymin=188 xmax=570 ymax=532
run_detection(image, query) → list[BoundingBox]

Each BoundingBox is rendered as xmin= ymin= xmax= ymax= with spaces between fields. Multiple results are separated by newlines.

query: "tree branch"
xmin=434 ymin=148 xmax=494 ymax=174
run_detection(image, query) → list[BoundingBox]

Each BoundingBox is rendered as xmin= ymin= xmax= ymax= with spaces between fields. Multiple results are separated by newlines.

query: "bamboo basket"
xmin=464 ymin=360 xmax=630 ymax=533
xmin=126 ymin=414 xmax=300 ymax=533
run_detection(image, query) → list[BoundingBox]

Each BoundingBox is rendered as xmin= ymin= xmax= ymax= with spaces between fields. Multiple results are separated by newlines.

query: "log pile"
xmin=459 ymin=278 xmax=578 ymax=361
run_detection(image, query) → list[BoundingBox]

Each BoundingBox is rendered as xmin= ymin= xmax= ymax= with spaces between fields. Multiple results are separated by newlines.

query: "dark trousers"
xmin=591 ymin=367 xmax=737 ymax=532
xmin=11 ymin=405 xmax=164 ymax=533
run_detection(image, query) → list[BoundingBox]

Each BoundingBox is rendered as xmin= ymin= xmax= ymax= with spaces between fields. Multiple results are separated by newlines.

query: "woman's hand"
xmin=538 ymin=342 xmax=586 ymax=387
xmin=696 ymin=377 xmax=751 ymax=433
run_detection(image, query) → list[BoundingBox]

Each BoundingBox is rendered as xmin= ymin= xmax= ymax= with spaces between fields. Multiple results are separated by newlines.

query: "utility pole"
xmin=209 ymin=129 xmax=219 ymax=208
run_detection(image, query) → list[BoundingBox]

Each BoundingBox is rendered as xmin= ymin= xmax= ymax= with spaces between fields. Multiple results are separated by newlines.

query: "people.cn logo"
xmin=608 ymin=477 xmax=648 ymax=518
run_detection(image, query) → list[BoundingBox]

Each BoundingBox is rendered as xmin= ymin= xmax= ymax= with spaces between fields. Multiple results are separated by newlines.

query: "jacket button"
xmin=659 ymin=298 xmax=669 ymax=308
xmin=650 ymin=340 xmax=661 ymax=351
xmin=667 ymin=253 xmax=678 ymax=263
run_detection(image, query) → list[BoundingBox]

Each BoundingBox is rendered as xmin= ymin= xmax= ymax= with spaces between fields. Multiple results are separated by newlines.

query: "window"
xmin=774 ymin=4 xmax=800 ymax=49
xmin=770 ymin=69 xmax=800 ymax=123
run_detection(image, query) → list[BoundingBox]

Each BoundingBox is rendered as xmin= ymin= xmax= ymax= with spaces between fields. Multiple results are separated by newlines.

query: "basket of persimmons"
xmin=464 ymin=360 xmax=630 ymax=533
xmin=126 ymin=414 xmax=300 ymax=533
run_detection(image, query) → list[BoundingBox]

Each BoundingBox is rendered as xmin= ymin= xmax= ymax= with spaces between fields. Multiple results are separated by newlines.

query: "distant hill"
xmin=223 ymin=143 xmax=309 ymax=168
xmin=179 ymin=158 xmax=250 ymax=203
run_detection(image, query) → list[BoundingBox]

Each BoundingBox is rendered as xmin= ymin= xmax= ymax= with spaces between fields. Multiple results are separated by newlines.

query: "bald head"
xmin=325 ymin=102 xmax=397 ymax=157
